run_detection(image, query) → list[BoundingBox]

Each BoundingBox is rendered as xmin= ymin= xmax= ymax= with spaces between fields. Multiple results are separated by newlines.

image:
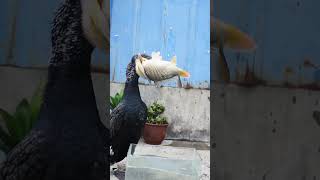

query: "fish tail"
xmin=178 ymin=69 xmax=190 ymax=78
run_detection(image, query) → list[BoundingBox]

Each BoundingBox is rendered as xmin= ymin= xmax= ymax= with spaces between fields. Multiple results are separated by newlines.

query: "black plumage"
xmin=110 ymin=54 xmax=151 ymax=164
xmin=0 ymin=0 xmax=109 ymax=179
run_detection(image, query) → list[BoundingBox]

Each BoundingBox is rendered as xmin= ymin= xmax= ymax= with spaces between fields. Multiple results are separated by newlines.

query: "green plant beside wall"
xmin=0 ymin=81 xmax=45 ymax=154
xmin=147 ymin=101 xmax=168 ymax=125
xmin=110 ymin=90 xmax=124 ymax=110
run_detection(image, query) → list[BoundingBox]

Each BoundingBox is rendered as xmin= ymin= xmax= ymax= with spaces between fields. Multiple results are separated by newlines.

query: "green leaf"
xmin=14 ymin=99 xmax=31 ymax=140
xmin=0 ymin=82 xmax=44 ymax=153
xmin=0 ymin=108 xmax=17 ymax=138
xmin=110 ymin=90 xmax=124 ymax=110
xmin=146 ymin=101 xmax=167 ymax=125
xmin=0 ymin=125 xmax=14 ymax=148
xmin=30 ymin=97 xmax=42 ymax=128
xmin=30 ymin=81 xmax=44 ymax=125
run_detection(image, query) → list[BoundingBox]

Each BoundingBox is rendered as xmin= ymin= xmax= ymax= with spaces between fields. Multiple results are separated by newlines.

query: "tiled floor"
xmin=110 ymin=139 xmax=210 ymax=180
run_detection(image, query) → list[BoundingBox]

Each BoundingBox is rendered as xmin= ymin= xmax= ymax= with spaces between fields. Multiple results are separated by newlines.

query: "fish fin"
xmin=170 ymin=56 xmax=177 ymax=64
xmin=178 ymin=69 xmax=190 ymax=78
xmin=216 ymin=19 xmax=256 ymax=51
xmin=151 ymin=51 xmax=162 ymax=60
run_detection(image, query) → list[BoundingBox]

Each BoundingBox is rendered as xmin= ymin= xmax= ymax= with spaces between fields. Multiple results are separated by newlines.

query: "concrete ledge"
xmin=0 ymin=66 xmax=108 ymax=127
xmin=111 ymin=82 xmax=210 ymax=142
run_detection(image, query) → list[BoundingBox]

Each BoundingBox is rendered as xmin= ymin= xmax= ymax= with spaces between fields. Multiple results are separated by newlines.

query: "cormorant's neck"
xmin=39 ymin=0 xmax=99 ymax=124
xmin=50 ymin=0 xmax=93 ymax=65
xmin=124 ymin=75 xmax=141 ymax=99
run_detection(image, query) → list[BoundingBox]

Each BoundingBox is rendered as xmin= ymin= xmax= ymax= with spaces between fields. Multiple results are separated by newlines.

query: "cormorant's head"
xmin=126 ymin=54 xmax=151 ymax=81
xmin=81 ymin=0 xmax=109 ymax=53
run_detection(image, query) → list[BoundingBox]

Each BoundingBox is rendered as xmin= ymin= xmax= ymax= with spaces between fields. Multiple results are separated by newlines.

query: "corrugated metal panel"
xmin=213 ymin=0 xmax=320 ymax=89
xmin=0 ymin=0 xmax=106 ymax=68
xmin=110 ymin=0 xmax=210 ymax=88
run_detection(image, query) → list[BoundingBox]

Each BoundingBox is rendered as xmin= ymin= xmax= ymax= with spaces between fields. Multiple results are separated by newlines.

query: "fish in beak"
xmin=211 ymin=17 xmax=256 ymax=51
xmin=211 ymin=17 xmax=256 ymax=83
xmin=135 ymin=52 xmax=190 ymax=84
xmin=81 ymin=0 xmax=109 ymax=52
xmin=135 ymin=54 xmax=149 ymax=80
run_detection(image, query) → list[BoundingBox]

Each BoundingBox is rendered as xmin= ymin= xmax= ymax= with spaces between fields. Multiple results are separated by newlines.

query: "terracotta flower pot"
xmin=143 ymin=123 xmax=168 ymax=145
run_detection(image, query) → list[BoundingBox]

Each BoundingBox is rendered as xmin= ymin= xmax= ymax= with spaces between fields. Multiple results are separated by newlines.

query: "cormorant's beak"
xmin=140 ymin=56 xmax=148 ymax=62
xmin=81 ymin=0 xmax=109 ymax=52
xmin=211 ymin=17 xmax=256 ymax=51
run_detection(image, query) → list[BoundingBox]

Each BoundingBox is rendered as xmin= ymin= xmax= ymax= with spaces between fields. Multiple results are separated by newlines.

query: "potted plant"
xmin=143 ymin=101 xmax=169 ymax=145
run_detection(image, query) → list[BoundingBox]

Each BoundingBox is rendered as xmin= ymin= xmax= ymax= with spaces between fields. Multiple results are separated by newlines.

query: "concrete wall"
xmin=0 ymin=67 xmax=210 ymax=142
xmin=111 ymin=83 xmax=210 ymax=142
xmin=0 ymin=67 xmax=108 ymax=127
xmin=212 ymin=83 xmax=320 ymax=180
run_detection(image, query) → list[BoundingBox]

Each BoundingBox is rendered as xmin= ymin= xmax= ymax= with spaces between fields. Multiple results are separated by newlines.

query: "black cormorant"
xmin=0 ymin=0 xmax=109 ymax=179
xmin=110 ymin=54 xmax=151 ymax=164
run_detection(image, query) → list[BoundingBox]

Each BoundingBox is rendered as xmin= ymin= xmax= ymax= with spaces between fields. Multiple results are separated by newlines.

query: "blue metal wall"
xmin=213 ymin=0 xmax=320 ymax=88
xmin=110 ymin=0 xmax=210 ymax=88
xmin=2 ymin=0 xmax=318 ymax=89
xmin=0 ymin=0 xmax=106 ymax=67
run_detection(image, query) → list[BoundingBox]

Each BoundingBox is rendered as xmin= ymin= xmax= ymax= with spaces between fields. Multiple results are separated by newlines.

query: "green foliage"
xmin=147 ymin=101 xmax=168 ymax=125
xmin=110 ymin=90 xmax=124 ymax=110
xmin=0 ymin=81 xmax=45 ymax=153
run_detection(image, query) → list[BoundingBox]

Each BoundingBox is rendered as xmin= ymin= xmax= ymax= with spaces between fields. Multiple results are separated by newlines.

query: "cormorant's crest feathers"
xmin=131 ymin=54 xmax=151 ymax=63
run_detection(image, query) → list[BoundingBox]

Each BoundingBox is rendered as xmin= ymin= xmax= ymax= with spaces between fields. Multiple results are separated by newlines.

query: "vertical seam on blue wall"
xmin=132 ymin=0 xmax=142 ymax=54
xmin=161 ymin=0 xmax=168 ymax=55
xmin=6 ymin=0 xmax=20 ymax=65
xmin=186 ymin=0 xmax=199 ymax=86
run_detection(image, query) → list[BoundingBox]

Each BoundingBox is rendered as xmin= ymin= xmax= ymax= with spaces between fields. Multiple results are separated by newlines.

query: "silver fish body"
xmin=135 ymin=52 xmax=190 ymax=82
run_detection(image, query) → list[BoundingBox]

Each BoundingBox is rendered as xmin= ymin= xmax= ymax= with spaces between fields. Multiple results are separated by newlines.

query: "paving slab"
xmin=110 ymin=139 xmax=210 ymax=180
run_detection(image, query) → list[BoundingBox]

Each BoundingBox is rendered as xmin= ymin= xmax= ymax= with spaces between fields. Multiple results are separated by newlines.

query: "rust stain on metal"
xmin=234 ymin=62 xmax=267 ymax=87
xmin=6 ymin=0 xmax=20 ymax=64
xmin=283 ymin=66 xmax=296 ymax=87
xmin=313 ymin=111 xmax=320 ymax=127
xmin=303 ymin=58 xmax=319 ymax=69
xmin=284 ymin=66 xmax=295 ymax=74
xmin=292 ymin=96 xmax=297 ymax=104
xmin=184 ymin=82 xmax=193 ymax=89
xmin=297 ymin=84 xmax=320 ymax=91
